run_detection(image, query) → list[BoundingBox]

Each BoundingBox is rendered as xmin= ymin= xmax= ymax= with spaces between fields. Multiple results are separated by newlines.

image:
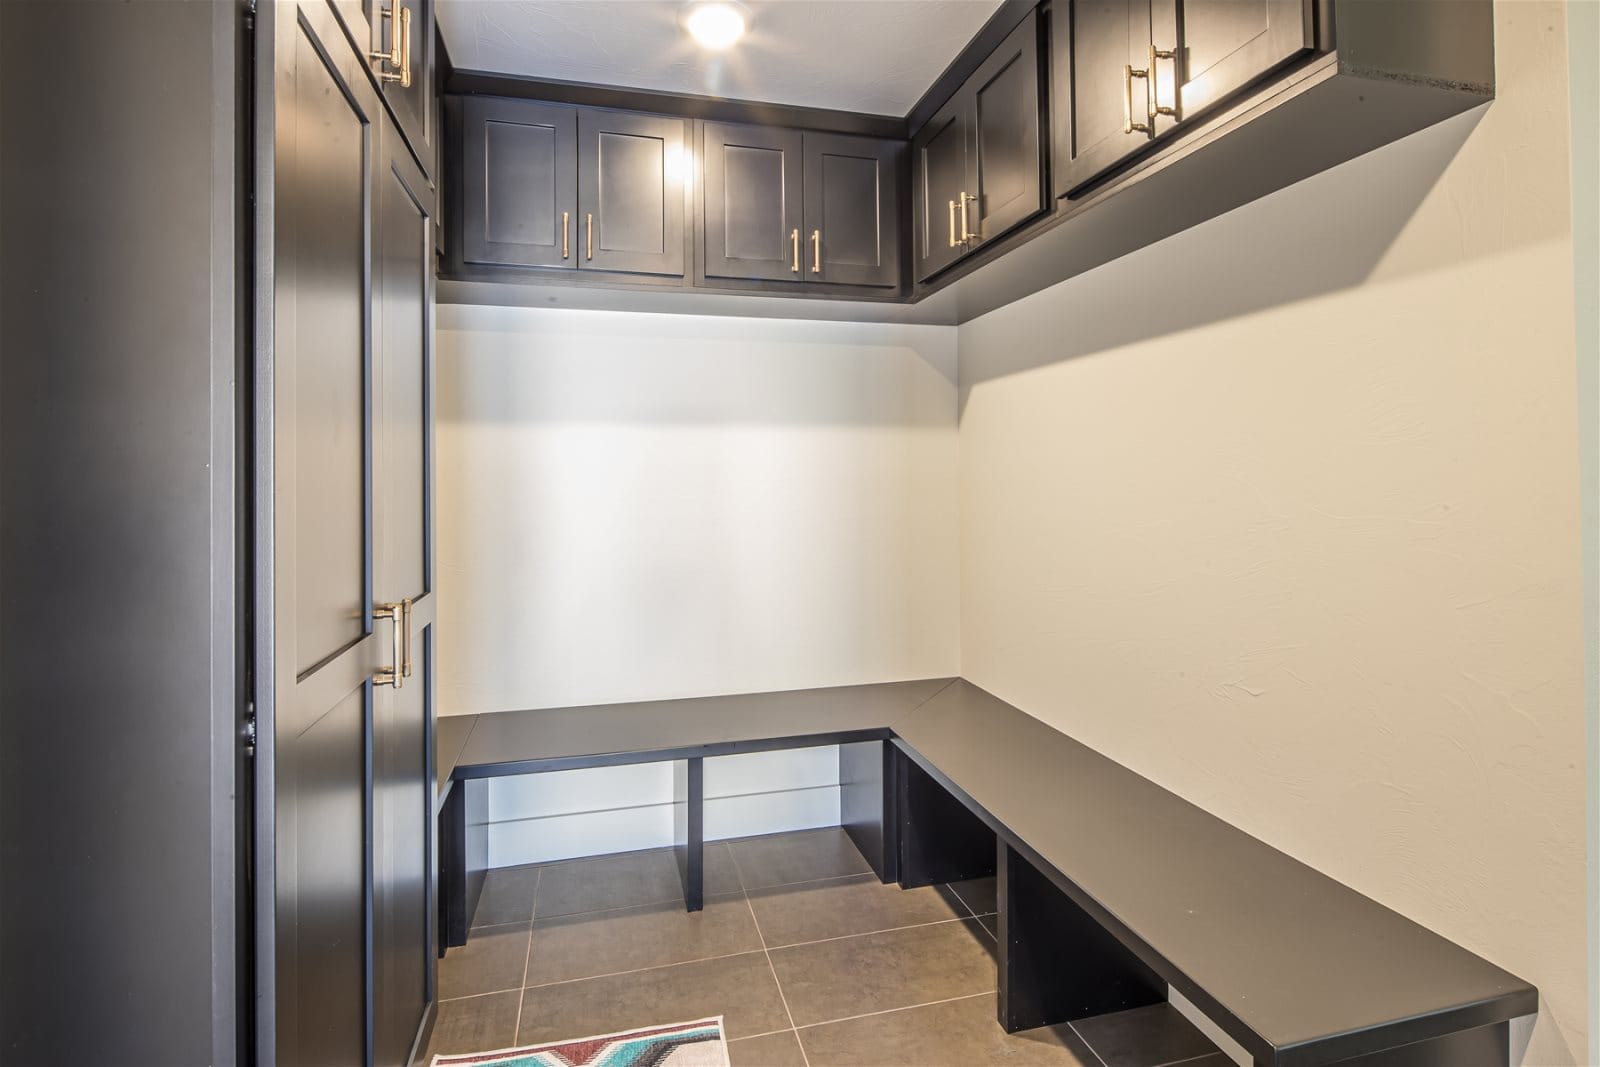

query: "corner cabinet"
xmin=1053 ymin=0 xmax=1314 ymax=197
xmin=913 ymin=9 xmax=1045 ymax=283
xmin=701 ymin=122 xmax=901 ymax=289
xmin=459 ymin=98 xmax=688 ymax=277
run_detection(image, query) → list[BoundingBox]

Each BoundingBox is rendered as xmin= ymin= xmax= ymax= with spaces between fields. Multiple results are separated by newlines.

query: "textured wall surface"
xmin=957 ymin=4 xmax=1586 ymax=1065
xmin=436 ymin=305 xmax=959 ymax=859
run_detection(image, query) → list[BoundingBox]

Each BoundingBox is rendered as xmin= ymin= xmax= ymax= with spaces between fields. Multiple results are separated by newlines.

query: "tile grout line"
xmin=1153 ymin=1053 xmax=1229 ymax=1067
xmin=727 ymin=844 xmax=811 ymax=1067
xmin=794 ymin=989 xmax=994 ymax=1031
xmin=1068 ymin=1019 xmax=1114 ymax=1067
xmin=511 ymin=867 xmax=540 ymax=1044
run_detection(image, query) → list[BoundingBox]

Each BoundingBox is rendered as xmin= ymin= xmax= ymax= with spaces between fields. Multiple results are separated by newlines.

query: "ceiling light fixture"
xmin=683 ymin=1 xmax=747 ymax=50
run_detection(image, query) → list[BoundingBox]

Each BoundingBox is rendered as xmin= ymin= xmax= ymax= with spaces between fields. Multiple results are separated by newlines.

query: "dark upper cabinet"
xmin=702 ymin=123 xmax=804 ymax=282
xmin=460 ymin=97 xmax=577 ymax=270
xmin=1054 ymin=0 xmax=1312 ymax=197
xmin=578 ymin=110 xmax=688 ymax=276
xmin=913 ymin=9 xmax=1044 ymax=282
xmin=802 ymin=133 xmax=902 ymax=287
xmin=913 ymin=98 xmax=969 ymax=283
xmin=703 ymin=124 xmax=902 ymax=288
xmin=331 ymin=0 xmax=436 ymax=174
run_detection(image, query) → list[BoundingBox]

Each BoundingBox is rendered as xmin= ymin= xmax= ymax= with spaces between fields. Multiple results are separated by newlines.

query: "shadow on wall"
xmin=957 ymin=104 xmax=1494 ymax=410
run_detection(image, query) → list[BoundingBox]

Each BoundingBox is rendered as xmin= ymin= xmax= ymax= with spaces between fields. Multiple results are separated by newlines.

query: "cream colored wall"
xmin=957 ymin=4 xmax=1586 ymax=1064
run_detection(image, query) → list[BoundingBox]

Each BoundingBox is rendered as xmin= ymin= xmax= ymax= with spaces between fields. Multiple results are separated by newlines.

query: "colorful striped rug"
xmin=430 ymin=1017 xmax=729 ymax=1067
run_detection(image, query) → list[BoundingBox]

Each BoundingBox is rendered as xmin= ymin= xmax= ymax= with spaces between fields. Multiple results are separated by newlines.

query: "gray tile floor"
xmin=421 ymin=828 xmax=1228 ymax=1067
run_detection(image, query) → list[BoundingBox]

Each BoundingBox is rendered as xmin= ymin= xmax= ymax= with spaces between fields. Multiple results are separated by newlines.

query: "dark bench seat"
xmin=435 ymin=678 xmax=1536 ymax=1067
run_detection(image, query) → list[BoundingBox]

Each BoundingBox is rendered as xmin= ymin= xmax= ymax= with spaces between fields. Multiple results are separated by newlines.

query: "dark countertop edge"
xmin=451 ymin=727 xmax=897 ymax=778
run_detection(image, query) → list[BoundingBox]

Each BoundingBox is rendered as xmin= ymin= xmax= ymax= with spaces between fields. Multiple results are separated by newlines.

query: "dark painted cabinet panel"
xmin=462 ymin=97 xmax=577 ymax=269
xmin=578 ymin=110 xmax=687 ymax=276
xmin=1163 ymin=0 xmax=1313 ymax=118
xmin=702 ymin=122 xmax=804 ymax=282
xmin=1054 ymin=0 xmax=1313 ymax=197
xmin=914 ymin=10 xmax=1043 ymax=281
xmin=970 ymin=11 xmax=1044 ymax=245
xmin=802 ymin=132 xmax=901 ymax=287
xmin=912 ymin=98 xmax=970 ymax=283
xmin=330 ymin=0 xmax=436 ymax=175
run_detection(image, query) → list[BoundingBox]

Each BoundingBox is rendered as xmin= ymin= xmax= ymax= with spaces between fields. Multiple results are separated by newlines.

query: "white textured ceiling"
xmin=438 ymin=0 xmax=1004 ymax=116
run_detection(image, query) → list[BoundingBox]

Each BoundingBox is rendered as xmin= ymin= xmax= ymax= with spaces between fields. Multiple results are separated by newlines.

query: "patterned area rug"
xmin=430 ymin=1017 xmax=729 ymax=1067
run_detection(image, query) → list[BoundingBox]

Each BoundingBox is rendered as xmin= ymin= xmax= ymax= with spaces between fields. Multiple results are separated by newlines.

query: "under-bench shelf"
xmin=434 ymin=679 xmax=1535 ymax=1067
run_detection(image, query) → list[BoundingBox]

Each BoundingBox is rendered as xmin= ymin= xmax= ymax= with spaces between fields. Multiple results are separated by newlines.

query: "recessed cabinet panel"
xmin=971 ymin=10 xmax=1044 ymax=245
xmin=702 ymin=123 xmax=803 ymax=282
xmin=578 ymin=110 xmax=686 ymax=276
xmin=1164 ymin=0 xmax=1313 ymax=118
xmin=461 ymin=98 xmax=576 ymax=269
xmin=803 ymin=133 xmax=901 ymax=287
xmin=1053 ymin=0 xmax=1154 ymax=197
xmin=913 ymin=100 xmax=970 ymax=282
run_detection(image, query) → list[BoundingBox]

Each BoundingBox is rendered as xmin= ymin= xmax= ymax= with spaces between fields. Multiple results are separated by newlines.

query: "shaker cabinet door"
xmin=801 ymin=132 xmax=901 ymax=288
xmin=578 ymin=109 xmax=687 ymax=276
xmin=1052 ymin=0 xmax=1156 ymax=197
xmin=702 ymin=123 xmax=804 ymax=282
xmin=913 ymin=97 xmax=971 ymax=283
xmin=969 ymin=9 xmax=1044 ymax=246
xmin=460 ymin=97 xmax=577 ymax=269
xmin=1163 ymin=0 xmax=1314 ymax=119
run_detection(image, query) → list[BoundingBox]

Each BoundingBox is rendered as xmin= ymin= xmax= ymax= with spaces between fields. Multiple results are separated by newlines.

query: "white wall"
xmin=436 ymin=306 xmax=960 ymax=863
xmin=957 ymin=4 xmax=1587 ymax=1065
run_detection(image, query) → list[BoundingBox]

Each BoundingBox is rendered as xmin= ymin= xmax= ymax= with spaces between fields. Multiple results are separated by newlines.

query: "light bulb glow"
xmin=684 ymin=2 xmax=746 ymax=49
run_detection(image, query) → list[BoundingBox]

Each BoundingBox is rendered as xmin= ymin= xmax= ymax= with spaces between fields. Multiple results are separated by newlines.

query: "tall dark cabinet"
xmin=1053 ymin=0 xmax=1313 ymax=196
xmin=259 ymin=1 xmax=439 ymax=1065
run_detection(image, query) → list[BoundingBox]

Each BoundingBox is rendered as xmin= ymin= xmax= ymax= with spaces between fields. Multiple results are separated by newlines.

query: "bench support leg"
xmin=840 ymin=740 xmax=898 ymax=884
xmin=1314 ymin=1021 xmax=1509 ymax=1067
xmin=997 ymin=841 xmax=1165 ymax=1033
xmin=896 ymin=746 xmax=996 ymax=889
xmin=673 ymin=757 xmax=704 ymax=912
xmin=438 ymin=778 xmax=488 ymax=953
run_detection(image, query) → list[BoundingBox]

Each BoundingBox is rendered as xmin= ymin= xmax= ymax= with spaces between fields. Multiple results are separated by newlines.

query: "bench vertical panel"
xmin=438 ymin=778 xmax=488 ymax=951
xmin=998 ymin=841 xmax=1165 ymax=1032
xmin=673 ymin=757 xmax=704 ymax=912
xmin=840 ymin=740 xmax=898 ymax=883
xmin=896 ymin=746 xmax=997 ymax=889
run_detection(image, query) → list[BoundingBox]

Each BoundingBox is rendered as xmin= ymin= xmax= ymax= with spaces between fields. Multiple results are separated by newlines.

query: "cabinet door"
xmin=1161 ymin=0 xmax=1313 ymax=119
xmin=376 ymin=0 xmax=436 ymax=173
xmin=578 ymin=110 xmax=687 ymax=276
xmin=912 ymin=96 xmax=971 ymax=283
xmin=460 ymin=97 xmax=576 ymax=269
xmin=969 ymin=10 xmax=1044 ymax=246
xmin=371 ymin=110 xmax=436 ymax=1067
xmin=1052 ymin=0 xmax=1155 ymax=197
xmin=801 ymin=133 xmax=901 ymax=288
xmin=702 ymin=123 xmax=803 ymax=282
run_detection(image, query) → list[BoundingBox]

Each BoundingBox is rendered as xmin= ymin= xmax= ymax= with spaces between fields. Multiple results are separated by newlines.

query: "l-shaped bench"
xmin=434 ymin=678 xmax=1536 ymax=1067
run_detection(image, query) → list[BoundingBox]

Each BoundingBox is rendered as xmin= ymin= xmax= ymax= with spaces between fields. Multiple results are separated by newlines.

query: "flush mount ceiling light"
xmin=682 ymin=1 xmax=748 ymax=50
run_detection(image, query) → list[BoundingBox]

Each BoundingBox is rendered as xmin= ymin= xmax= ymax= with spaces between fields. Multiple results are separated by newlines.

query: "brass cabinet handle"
xmin=1123 ymin=63 xmax=1152 ymax=136
xmin=1149 ymin=44 xmax=1178 ymax=123
xmin=401 ymin=597 xmax=413 ymax=679
xmin=791 ymin=228 xmax=800 ymax=272
xmin=811 ymin=229 xmax=821 ymax=273
xmin=372 ymin=603 xmax=403 ymax=688
xmin=562 ymin=211 xmax=570 ymax=258
xmin=948 ymin=199 xmax=958 ymax=248
xmin=586 ymin=212 xmax=594 ymax=260
xmin=959 ymin=192 xmax=978 ymax=244
xmin=371 ymin=1 xmax=411 ymax=87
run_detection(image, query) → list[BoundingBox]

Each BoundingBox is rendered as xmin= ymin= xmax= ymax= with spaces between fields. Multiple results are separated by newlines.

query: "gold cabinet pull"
xmin=1149 ymin=44 xmax=1178 ymax=124
xmin=811 ymin=229 xmax=821 ymax=273
xmin=562 ymin=211 xmax=570 ymax=258
xmin=372 ymin=603 xmax=403 ymax=688
xmin=1123 ymin=63 xmax=1152 ymax=136
xmin=948 ymin=200 xmax=958 ymax=248
xmin=586 ymin=212 xmax=594 ymax=260
xmin=371 ymin=1 xmax=410 ymax=87
xmin=401 ymin=598 xmax=413 ymax=679
xmin=959 ymin=191 xmax=978 ymax=244
xmin=790 ymin=228 xmax=800 ymax=272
